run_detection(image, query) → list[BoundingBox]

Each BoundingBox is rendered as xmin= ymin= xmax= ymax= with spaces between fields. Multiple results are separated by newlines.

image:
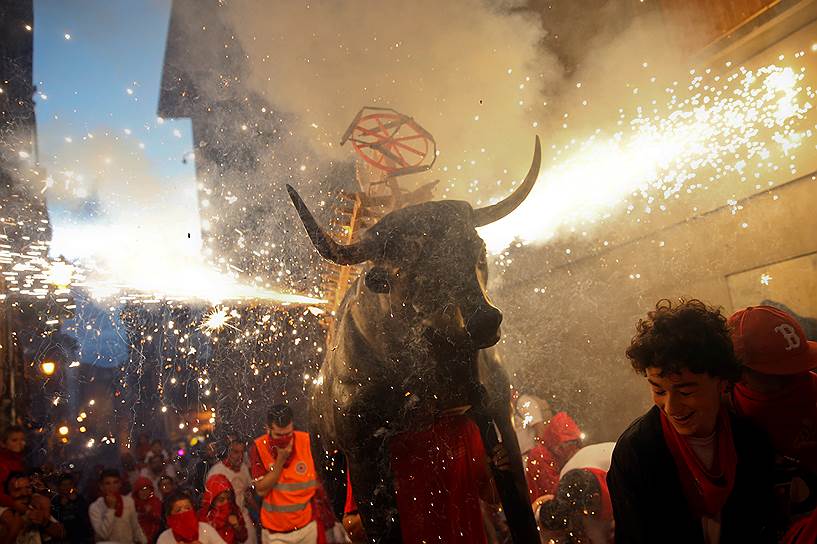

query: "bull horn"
xmin=473 ymin=135 xmax=541 ymax=227
xmin=286 ymin=184 xmax=370 ymax=265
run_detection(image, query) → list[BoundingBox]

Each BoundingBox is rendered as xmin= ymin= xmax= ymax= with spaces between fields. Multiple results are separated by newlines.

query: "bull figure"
xmin=287 ymin=136 xmax=541 ymax=543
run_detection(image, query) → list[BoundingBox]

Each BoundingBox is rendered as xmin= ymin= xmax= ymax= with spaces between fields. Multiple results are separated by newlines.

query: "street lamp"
xmin=40 ymin=360 xmax=56 ymax=376
xmin=57 ymin=425 xmax=69 ymax=436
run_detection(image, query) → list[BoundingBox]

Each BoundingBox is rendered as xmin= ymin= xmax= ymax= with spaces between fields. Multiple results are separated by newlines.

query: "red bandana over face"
xmin=168 ymin=509 xmax=199 ymax=542
xmin=268 ymin=433 xmax=293 ymax=449
xmin=267 ymin=433 xmax=295 ymax=468
xmin=660 ymin=409 xmax=737 ymax=517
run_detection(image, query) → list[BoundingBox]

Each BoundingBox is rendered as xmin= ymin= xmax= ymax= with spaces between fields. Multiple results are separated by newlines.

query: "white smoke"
xmin=221 ymin=0 xmax=560 ymax=202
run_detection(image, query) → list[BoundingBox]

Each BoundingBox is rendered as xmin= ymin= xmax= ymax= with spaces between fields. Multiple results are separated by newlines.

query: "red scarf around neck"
xmin=110 ymin=493 xmax=124 ymax=517
xmin=660 ymin=409 xmax=737 ymax=518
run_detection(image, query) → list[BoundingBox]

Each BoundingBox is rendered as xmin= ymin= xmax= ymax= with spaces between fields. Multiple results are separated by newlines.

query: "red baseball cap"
xmin=728 ymin=305 xmax=817 ymax=375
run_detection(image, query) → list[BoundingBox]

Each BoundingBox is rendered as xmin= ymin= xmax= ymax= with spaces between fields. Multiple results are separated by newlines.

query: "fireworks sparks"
xmin=478 ymin=63 xmax=815 ymax=254
xmin=3 ymin=240 xmax=324 ymax=306
xmin=45 ymin=261 xmax=74 ymax=288
xmin=7 ymin=4 xmax=817 ymax=454
xmin=199 ymin=306 xmax=237 ymax=333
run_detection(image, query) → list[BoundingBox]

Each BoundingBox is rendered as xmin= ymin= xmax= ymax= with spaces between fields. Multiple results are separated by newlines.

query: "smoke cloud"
xmin=221 ymin=0 xmax=560 ymax=203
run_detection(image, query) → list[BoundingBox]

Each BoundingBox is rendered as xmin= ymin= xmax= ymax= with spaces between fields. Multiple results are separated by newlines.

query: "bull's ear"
xmin=364 ymin=267 xmax=391 ymax=294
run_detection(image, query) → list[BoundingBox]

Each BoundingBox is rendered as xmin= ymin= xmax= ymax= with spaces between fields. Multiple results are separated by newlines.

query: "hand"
xmin=490 ymin=444 xmax=511 ymax=472
xmin=274 ymin=441 xmax=293 ymax=466
xmin=104 ymin=494 xmax=118 ymax=509
xmin=343 ymin=513 xmax=366 ymax=542
xmin=228 ymin=514 xmax=239 ymax=526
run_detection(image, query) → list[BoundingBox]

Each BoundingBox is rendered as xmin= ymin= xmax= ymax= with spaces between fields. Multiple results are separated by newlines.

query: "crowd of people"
xmin=0 ymin=404 xmax=341 ymax=544
xmin=0 ymin=300 xmax=815 ymax=544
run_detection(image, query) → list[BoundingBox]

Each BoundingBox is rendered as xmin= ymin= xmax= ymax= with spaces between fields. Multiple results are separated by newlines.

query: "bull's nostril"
xmin=466 ymin=307 xmax=503 ymax=339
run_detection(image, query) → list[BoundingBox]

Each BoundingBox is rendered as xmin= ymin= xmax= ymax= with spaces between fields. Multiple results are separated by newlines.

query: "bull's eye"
xmin=364 ymin=267 xmax=391 ymax=294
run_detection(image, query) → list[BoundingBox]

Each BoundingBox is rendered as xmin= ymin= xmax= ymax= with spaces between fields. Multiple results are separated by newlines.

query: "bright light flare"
xmin=479 ymin=64 xmax=813 ymax=254
xmin=48 ymin=223 xmax=326 ymax=305
xmin=45 ymin=261 xmax=74 ymax=288
xmin=40 ymin=360 xmax=56 ymax=376
xmin=200 ymin=306 xmax=235 ymax=333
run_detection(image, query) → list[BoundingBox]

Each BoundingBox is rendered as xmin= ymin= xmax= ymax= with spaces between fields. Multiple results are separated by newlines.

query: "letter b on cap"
xmin=774 ymin=323 xmax=801 ymax=351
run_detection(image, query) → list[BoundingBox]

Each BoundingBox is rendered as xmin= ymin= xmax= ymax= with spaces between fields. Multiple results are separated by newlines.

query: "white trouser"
xmin=261 ymin=520 xmax=318 ymax=544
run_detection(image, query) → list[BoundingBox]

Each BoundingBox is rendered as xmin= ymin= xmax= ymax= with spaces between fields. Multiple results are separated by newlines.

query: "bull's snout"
xmin=466 ymin=305 xmax=503 ymax=348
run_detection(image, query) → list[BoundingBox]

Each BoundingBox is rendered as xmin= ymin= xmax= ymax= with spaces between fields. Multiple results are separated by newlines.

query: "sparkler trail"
xmin=478 ymin=63 xmax=815 ymax=254
xmin=0 ymin=234 xmax=326 ymax=306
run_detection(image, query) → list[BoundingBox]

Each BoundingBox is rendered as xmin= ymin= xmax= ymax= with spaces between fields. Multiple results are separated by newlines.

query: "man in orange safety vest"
xmin=251 ymin=404 xmax=319 ymax=544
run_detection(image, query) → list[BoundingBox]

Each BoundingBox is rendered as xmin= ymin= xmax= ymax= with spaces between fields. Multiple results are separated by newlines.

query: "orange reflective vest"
xmin=254 ymin=430 xmax=318 ymax=532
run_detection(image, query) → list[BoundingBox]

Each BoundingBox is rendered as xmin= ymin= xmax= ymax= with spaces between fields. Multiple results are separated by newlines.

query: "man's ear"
xmin=364 ymin=266 xmax=391 ymax=294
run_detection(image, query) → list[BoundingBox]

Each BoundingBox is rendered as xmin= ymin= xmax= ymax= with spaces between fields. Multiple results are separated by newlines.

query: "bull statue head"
xmin=287 ymin=136 xmax=541 ymax=349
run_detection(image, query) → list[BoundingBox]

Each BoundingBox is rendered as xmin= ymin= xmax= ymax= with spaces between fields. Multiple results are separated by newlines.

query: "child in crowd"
xmin=157 ymin=490 xmax=226 ymax=544
xmin=0 ymin=426 xmax=27 ymax=510
xmin=133 ymin=477 xmax=163 ymax=544
xmin=199 ymin=474 xmax=248 ymax=544
xmin=537 ymin=467 xmax=614 ymax=544
xmin=88 ymin=468 xmax=147 ymax=544
xmin=526 ymin=411 xmax=583 ymax=500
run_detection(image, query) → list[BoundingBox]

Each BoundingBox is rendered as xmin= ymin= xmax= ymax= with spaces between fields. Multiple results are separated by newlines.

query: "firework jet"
xmin=478 ymin=64 xmax=813 ymax=254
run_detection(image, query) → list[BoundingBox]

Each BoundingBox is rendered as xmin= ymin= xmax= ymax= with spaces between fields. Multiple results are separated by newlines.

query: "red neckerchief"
xmin=111 ymin=494 xmax=124 ymax=517
xmin=660 ymin=409 xmax=737 ymax=517
xmin=168 ymin=509 xmax=199 ymax=542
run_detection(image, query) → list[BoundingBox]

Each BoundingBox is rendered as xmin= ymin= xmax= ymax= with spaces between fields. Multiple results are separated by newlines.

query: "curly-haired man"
xmin=607 ymin=299 xmax=777 ymax=544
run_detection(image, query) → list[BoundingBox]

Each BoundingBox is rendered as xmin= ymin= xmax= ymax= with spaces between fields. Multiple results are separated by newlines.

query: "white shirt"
xmin=88 ymin=494 xmax=147 ymax=544
xmin=685 ymin=432 xmax=721 ymax=544
xmin=513 ymin=394 xmax=546 ymax=454
xmin=156 ymin=522 xmax=227 ymax=544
